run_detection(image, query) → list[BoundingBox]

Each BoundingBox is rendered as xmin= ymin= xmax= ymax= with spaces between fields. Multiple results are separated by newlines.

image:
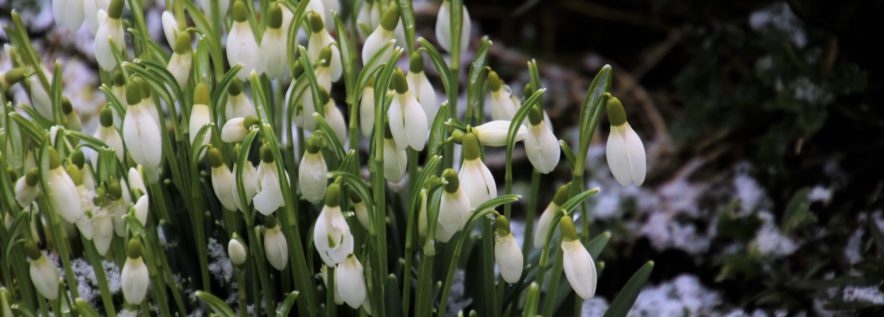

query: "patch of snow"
xmin=581 ymin=297 xmax=609 ymax=317
xmin=103 ymin=260 xmax=121 ymax=294
xmin=791 ymin=77 xmax=833 ymax=104
xmin=446 ymin=270 xmax=472 ymax=317
xmin=844 ymin=228 xmax=864 ymax=265
xmin=640 ymin=212 xmax=710 ymax=254
xmin=627 ymin=274 xmax=722 ymax=316
xmin=749 ymin=3 xmax=807 ymax=48
xmin=207 ymin=237 xmax=234 ymax=284
xmin=70 ymin=258 xmax=98 ymax=305
xmin=118 ymin=309 xmax=138 ymax=317
xmin=733 ymin=169 xmax=766 ymax=215
xmin=842 ymin=286 xmax=884 ymax=305
xmin=751 ymin=212 xmax=797 ymax=258
xmin=808 ymin=185 xmax=833 ymax=204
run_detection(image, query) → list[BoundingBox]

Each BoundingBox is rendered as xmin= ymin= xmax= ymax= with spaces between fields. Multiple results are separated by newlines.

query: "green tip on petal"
xmin=228 ymin=78 xmax=243 ymax=95
xmin=305 ymin=135 xmax=323 ymax=153
xmin=450 ymin=129 xmax=464 ymax=143
xmin=349 ymin=188 xmax=363 ymax=203
xmin=206 ymin=147 xmax=224 ymax=168
xmin=71 ymin=150 xmax=85 ymax=169
xmin=442 ymin=168 xmax=459 ymax=193
xmin=194 ymin=83 xmax=210 ymax=105
xmin=487 ymin=70 xmax=502 ymax=92
xmin=462 ymin=132 xmax=480 ymax=161
xmin=495 ymin=214 xmax=511 ymax=235
xmin=380 ymin=5 xmax=399 ymax=31
xmin=61 ymin=98 xmax=73 ymax=114
xmin=127 ymin=238 xmax=143 ymax=259
xmin=24 ymin=241 xmax=41 ymax=260
xmin=325 ymin=183 xmax=341 ymax=207
xmin=265 ymin=215 xmax=279 ymax=229
xmin=66 ymin=163 xmax=83 ymax=186
xmin=559 ymin=215 xmax=579 ymax=241
xmin=174 ymin=31 xmax=192 ymax=54
xmin=268 ymin=3 xmax=283 ymax=29
xmin=125 ymin=82 xmax=142 ymax=105
xmin=317 ymin=88 xmax=331 ymax=104
xmin=552 ymin=183 xmax=570 ymax=206
xmin=48 ymin=148 xmax=62 ymax=169
xmin=606 ymin=96 xmax=627 ymax=126
xmin=409 ymin=52 xmax=424 ymax=73
xmin=528 ymin=104 xmax=543 ymax=125
xmin=307 ymin=11 xmax=324 ymax=33
xmin=260 ymin=144 xmax=274 ymax=163
xmin=319 ymin=46 xmax=333 ymax=67
xmin=391 ymin=69 xmax=408 ymax=94
xmin=108 ymin=0 xmax=124 ymax=19
xmin=25 ymin=168 xmax=40 ymax=187
xmin=232 ymin=1 xmax=248 ymax=22
xmin=99 ymin=107 xmax=114 ymax=127
xmin=107 ymin=180 xmax=122 ymax=200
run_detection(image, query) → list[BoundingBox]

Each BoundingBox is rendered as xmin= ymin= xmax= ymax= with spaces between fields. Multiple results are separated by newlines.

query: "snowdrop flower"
xmin=227 ymin=1 xmax=264 ymax=80
xmin=362 ymin=6 xmax=399 ymax=64
xmin=317 ymin=89 xmax=348 ymax=143
xmin=321 ymin=0 xmax=340 ymax=20
xmin=94 ymin=0 xmax=125 ymax=71
xmin=197 ymin=0 xmax=230 ymax=22
xmin=67 ymin=163 xmax=96 ymax=238
xmin=605 ymin=96 xmax=646 ymax=186
xmin=388 ymin=69 xmax=428 ymax=151
xmin=315 ymin=46 xmax=337 ymax=91
xmin=306 ymin=12 xmax=342 ymax=82
xmin=225 ymin=78 xmax=257 ymax=119
xmin=298 ymin=136 xmax=327 ymax=204
xmin=486 ymin=71 xmax=517 ymax=121
xmin=313 ymin=183 xmax=354 ymax=266
xmin=46 ymin=149 xmax=84 ymax=223
xmin=189 ymin=83 xmax=213 ymax=146
xmin=294 ymin=89 xmax=318 ymax=130
xmin=232 ymin=161 xmax=258 ymax=212
xmin=26 ymin=243 xmax=59 ymax=300
xmin=25 ymin=71 xmax=53 ymax=120
xmin=383 ymin=124 xmax=407 ymax=182
xmin=167 ymin=31 xmax=193 ymax=88
xmin=406 ymin=53 xmax=438 ymax=122
xmin=83 ymin=0 xmax=110 ymax=34
xmin=494 ymin=215 xmax=523 ymax=284
xmin=206 ymin=147 xmax=238 ymax=211
xmin=254 ymin=145 xmax=286 ymax=215
xmin=263 ymin=216 xmax=288 ymax=270
xmin=221 ymin=115 xmax=259 ymax=143
xmin=122 ymin=80 xmax=164 ymax=170
xmin=560 ymin=215 xmax=597 ymax=300
xmin=121 ymin=239 xmax=150 ymax=305
xmin=356 ymin=0 xmax=381 ymax=39
xmin=350 ymin=194 xmax=370 ymax=231
xmin=534 ymin=183 xmax=569 ymax=248
xmin=435 ymin=0 xmax=471 ymax=53
xmin=60 ymin=98 xmax=82 ymax=131
xmin=319 ymin=265 xmax=343 ymax=305
xmin=336 ymin=255 xmax=367 ymax=309
xmin=161 ymin=11 xmax=178 ymax=47
xmin=523 ymin=105 xmax=560 ymax=173
xmin=358 ymin=78 xmax=375 ymax=137
xmin=473 ymin=120 xmax=526 ymax=147
xmin=436 ymin=169 xmax=471 ymax=242
xmin=92 ymin=206 xmax=114 ymax=255
xmin=228 ymin=234 xmax=247 ymax=267
xmin=53 ymin=0 xmax=84 ymax=31
xmin=14 ymin=169 xmax=40 ymax=208
xmin=261 ymin=4 xmax=290 ymax=81
xmin=94 ymin=107 xmax=125 ymax=163
xmin=132 ymin=194 xmax=149 ymax=226
xmin=458 ymin=133 xmax=496 ymax=208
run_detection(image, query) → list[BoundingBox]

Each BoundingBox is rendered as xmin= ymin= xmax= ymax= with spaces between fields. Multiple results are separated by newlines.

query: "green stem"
xmin=81 ymin=237 xmax=117 ymax=317
xmin=326 ymin=266 xmax=336 ymax=317
xmin=236 ymin=267 xmax=248 ymax=317
xmin=542 ymin=251 xmax=565 ymax=316
xmin=522 ymin=170 xmax=541 ymax=255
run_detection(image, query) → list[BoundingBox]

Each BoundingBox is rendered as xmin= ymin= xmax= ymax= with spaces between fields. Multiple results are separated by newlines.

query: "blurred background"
xmin=2 ymin=0 xmax=882 ymax=315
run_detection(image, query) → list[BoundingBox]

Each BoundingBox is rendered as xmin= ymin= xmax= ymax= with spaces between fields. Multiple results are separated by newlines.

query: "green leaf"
xmin=275 ymin=291 xmax=300 ymax=317
xmin=73 ymin=299 xmax=100 ymax=317
xmin=587 ymin=231 xmax=611 ymax=259
xmin=196 ymin=291 xmax=236 ymax=317
xmin=561 ymin=187 xmax=601 ymax=212
xmin=576 ymin=65 xmax=612 ymax=175
xmin=782 ymin=188 xmax=816 ymax=233
xmin=604 ymin=261 xmax=654 ymax=317
xmin=416 ymin=38 xmax=452 ymax=94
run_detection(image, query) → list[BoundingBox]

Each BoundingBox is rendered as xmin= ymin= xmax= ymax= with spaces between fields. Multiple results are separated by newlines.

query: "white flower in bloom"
xmin=306 ymin=12 xmax=342 ymax=82
xmin=362 ymin=6 xmax=399 ymax=64
xmin=388 ymin=70 xmax=428 ymax=151
xmin=94 ymin=1 xmax=125 ymax=71
xmin=94 ymin=108 xmax=125 ymax=163
xmin=435 ymin=0 xmax=471 ymax=53
xmin=208 ymin=147 xmax=238 ymax=211
xmin=133 ymin=195 xmax=149 ymax=226
xmin=128 ymin=167 xmax=146 ymax=198
xmin=560 ymin=216 xmax=597 ymax=300
xmin=605 ymin=97 xmax=646 ymax=186
xmin=294 ymin=89 xmax=318 ymax=130
xmin=53 ymin=0 xmax=84 ymax=31
xmin=161 ymin=11 xmax=178 ymax=47
xmin=352 ymin=198 xmax=370 ymax=231
xmin=254 ymin=147 xmax=286 ymax=215
xmin=221 ymin=116 xmax=259 ymax=143
xmin=28 ymin=251 xmax=59 ymax=300
xmin=356 ymin=0 xmax=381 ymax=38
xmin=14 ymin=170 xmax=40 ymax=208
xmin=121 ymin=241 xmax=150 ymax=305
xmin=487 ymin=72 xmax=517 ymax=121
xmin=228 ymin=236 xmax=247 ymax=266
xmin=383 ymin=137 xmax=407 ymax=182
xmin=47 ymin=152 xmax=83 ymax=223
xmin=189 ymin=84 xmax=212 ymax=146
xmin=227 ymin=2 xmax=264 ymax=80
xmin=75 ymin=182 xmax=96 ymax=239
xmin=336 ymin=255 xmax=367 ymax=309
xmin=319 ymin=265 xmax=343 ymax=305
xmin=533 ymin=184 xmax=568 ymax=248
xmin=359 ymin=85 xmax=375 ymax=137
xmin=473 ymin=120 xmax=526 ymax=147
xmin=93 ymin=208 xmax=114 ymax=255
xmin=298 ymin=141 xmax=328 ymax=204
xmin=123 ymin=83 xmax=163 ymax=170
xmin=83 ymin=0 xmax=110 ymax=34
xmin=407 ymin=69 xmax=437 ymax=123
xmin=458 ymin=133 xmax=496 ymax=208
xmin=494 ymin=216 xmax=523 ymax=284
xmin=225 ymin=79 xmax=256 ymax=119
xmin=167 ymin=32 xmax=192 ymax=88
xmin=197 ymin=0 xmax=230 ymax=22
xmin=261 ymin=4 xmax=290 ymax=81
xmin=264 ymin=221 xmax=288 ymax=270
xmin=313 ymin=185 xmax=354 ymax=266
xmin=436 ymin=169 xmax=471 ymax=243
xmin=323 ymin=99 xmax=348 ymax=144
xmin=26 ymin=71 xmax=53 ymax=120
xmin=523 ymin=108 xmax=560 ymax=173
xmin=232 ymin=162 xmax=258 ymax=212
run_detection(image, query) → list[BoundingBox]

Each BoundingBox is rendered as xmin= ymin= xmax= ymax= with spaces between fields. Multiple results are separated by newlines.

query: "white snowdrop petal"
xmin=403 ymin=95 xmax=428 ymax=151
xmin=30 ymin=257 xmax=60 ymax=300
xmin=28 ymin=76 xmax=53 ymax=119
xmin=227 ymin=22 xmax=264 ymax=80
xmin=134 ymin=195 xmax=149 ymax=225
xmin=161 ymin=11 xmax=178 ymax=46
xmin=562 ymin=240 xmax=597 ymax=300
xmin=494 ymin=233 xmax=523 ymax=284
xmin=123 ymin=107 xmax=163 ymax=169
xmin=489 ymin=90 xmax=517 ymax=121
xmin=264 ymin=228 xmax=289 ymax=270
xmin=167 ymin=52 xmax=192 ymax=88
xmin=459 ymin=159 xmax=496 ymax=208
xmin=49 ymin=168 xmax=83 ymax=223
xmin=326 ymin=103 xmax=348 ymax=144
xmin=211 ymin=166 xmax=239 ymax=211
xmin=388 ymin=96 xmax=407 ymax=150
xmin=95 ymin=18 xmax=124 ymax=71
xmin=95 ymin=126 xmax=125 ymax=162
xmin=435 ymin=189 xmax=470 ymax=242
xmin=606 ymin=127 xmax=632 ymax=186
xmin=298 ymin=152 xmax=328 ymax=204
xmin=54 ymin=0 xmax=85 ymax=31
xmin=221 ymin=118 xmax=247 ymax=142
xmin=434 ymin=2 xmax=470 ymax=53
xmin=93 ymin=215 xmax=114 ymax=255
xmin=533 ymin=203 xmax=557 ymax=248
xmin=336 ymin=256 xmax=367 ymax=309
xmin=313 ymin=206 xmax=354 ymax=266
xmin=122 ymin=258 xmax=150 ymax=304
xmin=359 ymin=87 xmax=375 ymax=137
xmin=474 ymin=120 xmax=526 ymax=147
xmin=254 ymin=167 xmax=284 ymax=215
xmin=383 ymin=139 xmax=407 ymax=182
xmin=623 ymin=124 xmax=647 ymax=185
xmin=525 ymin=122 xmax=560 ymax=173
xmin=189 ymin=104 xmax=212 ymax=145
xmin=262 ymin=29 xmax=290 ymax=80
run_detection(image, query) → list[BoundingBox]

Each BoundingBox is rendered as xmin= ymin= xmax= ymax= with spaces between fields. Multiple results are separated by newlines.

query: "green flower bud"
xmin=268 ymin=3 xmax=284 ymax=29
xmin=495 ymin=214 xmax=511 ymax=235
xmin=173 ymin=31 xmax=192 ymax=54
xmin=409 ymin=52 xmax=424 ymax=73
xmin=317 ymin=88 xmax=331 ymax=105
xmin=48 ymin=148 xmax=62 ymax=169
xmin=260 ymin=144 xmax=274 ymax=163
xmin=206 ymin=147 xmax=224 ymax=168
xmin=461 ymin=132 xmax=480 ymax=161
xmin=61 ymin=98 xmax=73 ymax=114
xmin=107 ymin=180 xmax=123 ymax=200
xmin=71 ymin=150 xmax=85 ymax=169
xmin=305 ymin=135 xmax=323 ymax=153
xmin=292 ymin=61 xmax=304 ymax=78
xmin=442 ymin=168 xmax=459 ymax=193
xmin=265 ymin=215 xmax=279 ymax=229
xmin=138 ymin=78 xmax=152 ymax=99
xmin=113 ymin=70 xmax=126 ymax=87
xmin=3 ymin=68 xmax=26 ymax=87
xmin=391 ymin=69 xmax=408 ymax=94
xmin=325 ymin=183 xmax=341 ymax=207
xmin=243 ymin=115 xmax=260 ymax=128
xmin=380 ymin=5 xmax=399 ymax=31
xmin=228 ymin=78 xmax=243 ymax=96
xmin=528 ymin=105 xmax=543 ymax=125
xmin=108 ymin=0 xmax=124 ymax=20
xmin=127 ymin=238 xmax=143 ymax=259
xmin=552 ymin=183 xmax=570 ymax=206
xmin=126 ymin=82 xmax=142 ymax=105
xmin=66 ymin=163 xmax=83 ymax=186
xmin=559 ymin=215 xmax=578 ymax=241
xmin=319 ymin=46 xmax=333 ymax=67
xmin=307 ymin=11 xmax=324 ymax=33
xmin=487 ymin=70 xmax=502 ymax=92
xmin=24 ymin=241 xmax=41 ymax=260
xmin=25 ymin=168 xmax=40 ymax=187
xmin=232 ymin=1 xmax=248 ymax=22
xmin=194 ymin=83 xmax=210 ymax=105
xmin=606 ymin=95 xmax=626 ymax=126
xmin=99 ymin=107 xmax=114 ymax=127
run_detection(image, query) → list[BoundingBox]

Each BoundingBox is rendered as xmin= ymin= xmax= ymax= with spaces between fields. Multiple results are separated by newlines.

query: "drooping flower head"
xmin=264 ymin=216 xmax=289 ymax=270
xmin=313 ymin=183 xmax=354 ymax=266
xmin=458 ymin=132 xmax=496 ymax=208
xmin=436 ymin=168 xmax=471 ymax=242
xmin=523 ymin=105 xmax=560 ymax=173
xmin=388 ymin=68 xmax=428 ymax=151
xmin=605 ymin=96 xmax=646 ymax=186
xmin=121 ymin=238 xmax=150 ymax=305
xmin=94 ymin=0 xmax=126 ymax=71
xmin=494 ymin=215 xmax=523 ymax=284
xmin=534 ymin=183 xmax=570 ymax=248
xmin=560 ymin=215 xmax=597 ymax=300
xmin=299 ymin=135 xmax=328 ymax=204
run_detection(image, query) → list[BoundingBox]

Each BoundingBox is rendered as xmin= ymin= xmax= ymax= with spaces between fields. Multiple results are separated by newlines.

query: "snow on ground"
xmin=207 ymin=237 xmax=234 ymax=284
xmin=750 ymin=211 xmax=797 ymax=258
xmin=842 ymin=286 xmax=884 ymax=305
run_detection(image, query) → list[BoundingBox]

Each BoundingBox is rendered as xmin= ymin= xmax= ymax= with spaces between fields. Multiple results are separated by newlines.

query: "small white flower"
xmin=306 ymin=12 xmax=342 ymax=82
xmin=298 ymin=139 xmax=328 ymax=204
xmin=352 ymin=196 xmax=370 ymax=231
xmin=436 ymin=169 xmax=471 ymax=243
xmin=14 ymin=169 xmax=40 ymax=208
xmin=560 ymin=216 xmax=597 ymax=300
xmin=27 ymin=248 xmax=60 ymax=300
xmin=359 ymin=85 xmax=375 ymax=137
xmin=189 ymin=84 xmax=213 ymax=146
xmin=336 ymin=255 xmax=367 ymax=309
xmin=605 ymin=97 xmax=646 ymax=186
xmin=313 ymin=184 xmax=354 ymax=266
xmin=362 ymin=6 xmax=399 ymax=64
xmin=523 ymin=107 xmax=560 ymax=173
xmin=261 ymin=4 xmax=290 ymax=81
xmin=435 ymin=0 xmax=471 ymax=53
xmin=294 ymin=89 xmax=319 ymax=130
xmin=47 ymin=150 xmax=84 ymax=223
xmin=388 ymin=69 xmax=428 ymax=151
xmin=94 ymin=1 xmax=126 ymax=71
xmin=458 ymin=133 xmax=496 ymax=208
xmin=232 ymin=162 xmax=259 ymax=212
xmin=26 ymin=71 xmax=53 ymax=120
xmin=83 ymin=0 xmax=110 ymax=34
xmin=494 ymin=216 xmax=523 ymax=284
xmin=253 ymin=146 xmax=286 ymax=215
xmin=160 ymin=10 xmax=178 ymax=47
xmin=92 ymin=208 xmax=114 ymax=255
xmin=224 ymin=78 xmax=256 ymax=120
xmin=122 ymin=80 xmax=163 ymax=170
xmin=323 ymin=97 xmax=348 ymax=144
xmin=319 ymin=265 xmax=343 ymax=305
xmin=533 ymin=183 xmax=569 ymax=248
xmin=356 ymin=0 xmax=381 ymax=39
xmin=167 ymin=32 xmax=193 ymax=88
xmin=121 ymin=239 xmax=150 ymax=305
xmin=406 ymin=54 xmax=437 ymax=122
xmin=132 ymin=195 xmax=149 ymax=226
xmin=207 ymin=147 xmax=238 ymax=211
xmin=227 ymin=1 xmax=264 ymax=80
xmin=383 ymin=129 xmax=407 ymax=182
xmin=94 ymin=107 xmax=125 ymax=163
xmin=486 ymin=71 xmax=517 ymax=121
xmin=228 ymin=235 xmax=247 ymax=267
xmin=263 ymin=218 xmax=288 ymax=270
xmin=473 ymin=120 xmax=526 ymax=147
xmin=53 ymin=0 xmax=84 ymax=31
xmin=221 ymin=116 xmax=259 ymax=143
